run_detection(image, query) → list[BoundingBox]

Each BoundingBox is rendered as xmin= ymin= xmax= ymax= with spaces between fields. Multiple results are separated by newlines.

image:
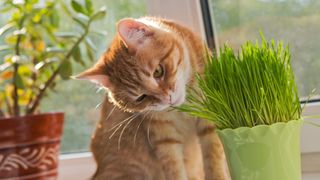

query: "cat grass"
xmin=179 ymin=35 xmax=301 ymax=130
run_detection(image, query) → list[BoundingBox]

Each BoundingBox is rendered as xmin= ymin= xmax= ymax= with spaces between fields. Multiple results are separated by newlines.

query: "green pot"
xmin=217 ymin=120 xmax=302 ymax=180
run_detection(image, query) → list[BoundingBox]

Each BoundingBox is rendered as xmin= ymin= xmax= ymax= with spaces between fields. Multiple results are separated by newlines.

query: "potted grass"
xmin=179 ymin=36 xmax=302 ymax=180
xmin=0 ymin=0 xmax=105 ymax=179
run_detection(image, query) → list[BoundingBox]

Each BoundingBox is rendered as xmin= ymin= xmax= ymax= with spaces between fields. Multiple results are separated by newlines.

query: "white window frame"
xmin=58 ymin=0 xmax=320 ymax=179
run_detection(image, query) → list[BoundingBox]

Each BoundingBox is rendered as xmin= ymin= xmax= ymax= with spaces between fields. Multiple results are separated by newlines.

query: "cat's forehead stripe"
xmin=160 ymin=42 xmax=174 ymax=62
xmin=120 ymin=78 xmax=138 ymax=90
xmin=132 ymin=67 xmax=143 ymax=81
xmin=176 ymin=45 xmax=184 ymax=67
xmin=127 ymin=89 xmax=139 ymax=96
xmin=140 ymin=68 xmax=151 ymax=77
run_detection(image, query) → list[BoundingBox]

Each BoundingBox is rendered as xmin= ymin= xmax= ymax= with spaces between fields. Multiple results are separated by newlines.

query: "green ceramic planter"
xmin=217 ymin=120 xmax=302 ymax=180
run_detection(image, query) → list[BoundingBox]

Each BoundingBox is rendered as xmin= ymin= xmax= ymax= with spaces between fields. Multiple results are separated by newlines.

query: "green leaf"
xmin=71 ymin=0 xmax=87 ymax=15
xmin=91 ymin=30 xmax=108 ymax=36
xmin=0 ymin=5 xmax=11 ymax=13
xmin=72 ymin=46 xmax=85 ymax=66
xmin=0 ymin=45 xmax=11 ymax=52
xmin=55 ymin=32 xmax=79 ymax=39
xmin=85 ymin=37 xmax=96 ymax=52
xmin=59 ymin=60 xmax=72 ymax=80
xmin=90 ymin=7 xmax=106 ymax=21
xmin=72 ymin=16 xmax=87 ymax=28
xmin=35 ymin=58 xmax=58 ymax=70
xmin=0 ymin=62 xmax=12 ymax=71
xmin=85 ymin=0 xmax=93 ymax=15
xmin=16 ymin=73 xmax=25 ymax=89
xmin=60 ymin=1 xmax=72 ymax=17
xmin=46 ymin=47 xmax=65 ymax=53
xmin=0 ymin=22 xmax=15 ymax=36
xmin=49 ymin=10 xmax=60 ymax=28
xmin=72 ymin=46 xmax=81 ymax=60
xmin=85 ymin=43 xmax=94 ymax=62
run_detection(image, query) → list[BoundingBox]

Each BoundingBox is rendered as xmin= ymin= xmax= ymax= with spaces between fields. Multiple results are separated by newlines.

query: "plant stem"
xmin=25 ymin=42 xmax=39 ymax=114
xmin=12 ymin=34 xmax=22 ymax=116
xmin=26 ymin=29 xmax=89 ymax=114
xmin=5 ymin=92 xmax=12 ymax=116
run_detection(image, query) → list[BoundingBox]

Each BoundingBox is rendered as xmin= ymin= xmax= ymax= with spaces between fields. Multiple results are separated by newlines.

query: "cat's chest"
xmin=151 ymin=110 xmax=198 ymax=138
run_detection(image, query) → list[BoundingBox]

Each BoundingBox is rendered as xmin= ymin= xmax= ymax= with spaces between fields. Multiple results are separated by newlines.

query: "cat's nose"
xmin=164 ymin=91 xmax=175 ymax=105
xmin=161 ymin=95 xmax=171 ymax=104
xmin=156 ymin=90 xmax=174 ymax=104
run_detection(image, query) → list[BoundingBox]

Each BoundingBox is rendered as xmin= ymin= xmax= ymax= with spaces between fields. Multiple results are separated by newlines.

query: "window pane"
xmin=41 ymin=0 xmax=146 ymax=153
xmin=209 ymin=0 xmax=320 ymax=99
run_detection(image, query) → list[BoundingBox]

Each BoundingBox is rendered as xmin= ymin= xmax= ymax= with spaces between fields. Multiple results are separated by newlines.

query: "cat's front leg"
xmin=149 ymin=121 xmax=188 ymax=180
xmin=197 ymin=120 xmax=228 ymax=180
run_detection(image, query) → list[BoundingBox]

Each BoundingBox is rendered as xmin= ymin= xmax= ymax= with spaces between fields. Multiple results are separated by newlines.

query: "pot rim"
xmin=217 ymin=118 xmax=303 ymax=133
xmin=0 ymin=112 xmax=64 ymax=121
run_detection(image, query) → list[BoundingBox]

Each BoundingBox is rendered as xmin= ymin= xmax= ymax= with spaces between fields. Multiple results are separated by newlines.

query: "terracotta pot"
xmin=0 ymin=112 xmax=64 ymax=180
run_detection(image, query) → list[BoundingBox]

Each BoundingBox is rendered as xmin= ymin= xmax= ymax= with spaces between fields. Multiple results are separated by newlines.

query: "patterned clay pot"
xmin=0 ymin=112 xmax=64 ymax=180
xmin=217 ymin=120 xmax=302 ymax=180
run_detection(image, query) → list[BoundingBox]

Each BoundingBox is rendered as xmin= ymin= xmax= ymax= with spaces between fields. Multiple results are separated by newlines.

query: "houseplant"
xmin=0 ymin=0 xmax=105 ymax=179
xmin=179 ymin=36 xmax=302 ymax=180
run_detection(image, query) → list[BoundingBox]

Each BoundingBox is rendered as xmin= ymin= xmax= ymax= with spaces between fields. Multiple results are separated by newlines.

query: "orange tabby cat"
xmin=76 ymin=17 xmax=228 ymax=180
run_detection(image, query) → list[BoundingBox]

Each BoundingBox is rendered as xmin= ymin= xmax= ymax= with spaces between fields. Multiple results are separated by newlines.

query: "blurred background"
xmin=0 ymin=0 xmax=146 ymax=153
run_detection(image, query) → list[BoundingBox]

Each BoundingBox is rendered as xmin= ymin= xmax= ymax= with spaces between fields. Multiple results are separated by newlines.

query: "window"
xmin=208 ymin=0 xmax=320 ymax=99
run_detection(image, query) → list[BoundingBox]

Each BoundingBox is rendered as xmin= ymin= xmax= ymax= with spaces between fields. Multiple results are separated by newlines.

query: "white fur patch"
xmin=137 ymin=18 xmax=171 ymax=33
xmin=171 ymin=40 xmax=191 ymax=106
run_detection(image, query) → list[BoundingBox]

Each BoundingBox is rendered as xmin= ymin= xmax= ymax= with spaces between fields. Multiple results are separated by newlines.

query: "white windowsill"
xmin=58 ymin=152 xmax=96 ymax=180
xmin=57 ymin=150 xmax=320 ymax=180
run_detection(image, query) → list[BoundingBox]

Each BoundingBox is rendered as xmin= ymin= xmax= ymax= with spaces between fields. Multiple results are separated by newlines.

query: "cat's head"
xmin=75 ymin=18 xmax=190 ymax=112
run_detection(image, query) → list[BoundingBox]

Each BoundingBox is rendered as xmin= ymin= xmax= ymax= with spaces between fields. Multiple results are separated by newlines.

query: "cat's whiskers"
xmin=94 ymin=89 xmax=107 ymax=110
xmin=108 ymin=113 xmax=135 ymax=132
xmin=108 ymin=123 xmax=123 ymax=140
xmin=117 ymin=113 xmax=140 ymax=150
xmin=147 ymin=112 xmax=155 ymax=146
xmin=105 ymin=105 xmax=116 ymax=121
xmin=95 ymin=86 xmax=105 ymax=93
xmin=95 ymin=102 xmax=103 ymax=109
xmin=106 ymin=103 xmax=130 ymax=132
xmin=108 ymin=112 xmax=137 ymax=139
xmin=133 ymin=110 xmax=151 ymax=146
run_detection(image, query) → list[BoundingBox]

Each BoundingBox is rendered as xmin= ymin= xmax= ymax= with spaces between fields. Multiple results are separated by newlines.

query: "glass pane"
xmin=209 ymin=0 xmax=320 ymax=99
xmin=39 ymin=0 xmax=146 ymax=153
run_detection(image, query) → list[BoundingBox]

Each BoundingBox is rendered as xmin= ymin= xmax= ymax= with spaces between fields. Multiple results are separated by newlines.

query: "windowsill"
xmin=58 ymin=152 xmax=96 ymax=180
xmin=58 ymin=151 xmax=320 ymax=180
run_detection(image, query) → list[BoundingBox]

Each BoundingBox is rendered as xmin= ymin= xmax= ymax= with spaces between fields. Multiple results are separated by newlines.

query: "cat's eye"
xmin=153 ymin=64 xmax=164 ymax=79
xmin=136 ymin=94 xmax=147 ymax=102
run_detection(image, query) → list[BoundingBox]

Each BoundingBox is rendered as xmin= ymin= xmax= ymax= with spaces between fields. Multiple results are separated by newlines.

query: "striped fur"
xmin=79 ymin=17 xmax=228 ymax=180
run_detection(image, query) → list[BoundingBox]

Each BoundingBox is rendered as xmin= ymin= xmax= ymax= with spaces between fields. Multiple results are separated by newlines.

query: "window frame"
xmin=58 ymin=0 xmax=320 ymax=179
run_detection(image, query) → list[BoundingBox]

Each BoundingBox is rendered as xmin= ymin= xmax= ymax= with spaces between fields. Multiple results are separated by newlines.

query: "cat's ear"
xmin=117 ymin=18 xmax=153 ymax=51
xmin=72 ymin=67 xmax=112 ymax=89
